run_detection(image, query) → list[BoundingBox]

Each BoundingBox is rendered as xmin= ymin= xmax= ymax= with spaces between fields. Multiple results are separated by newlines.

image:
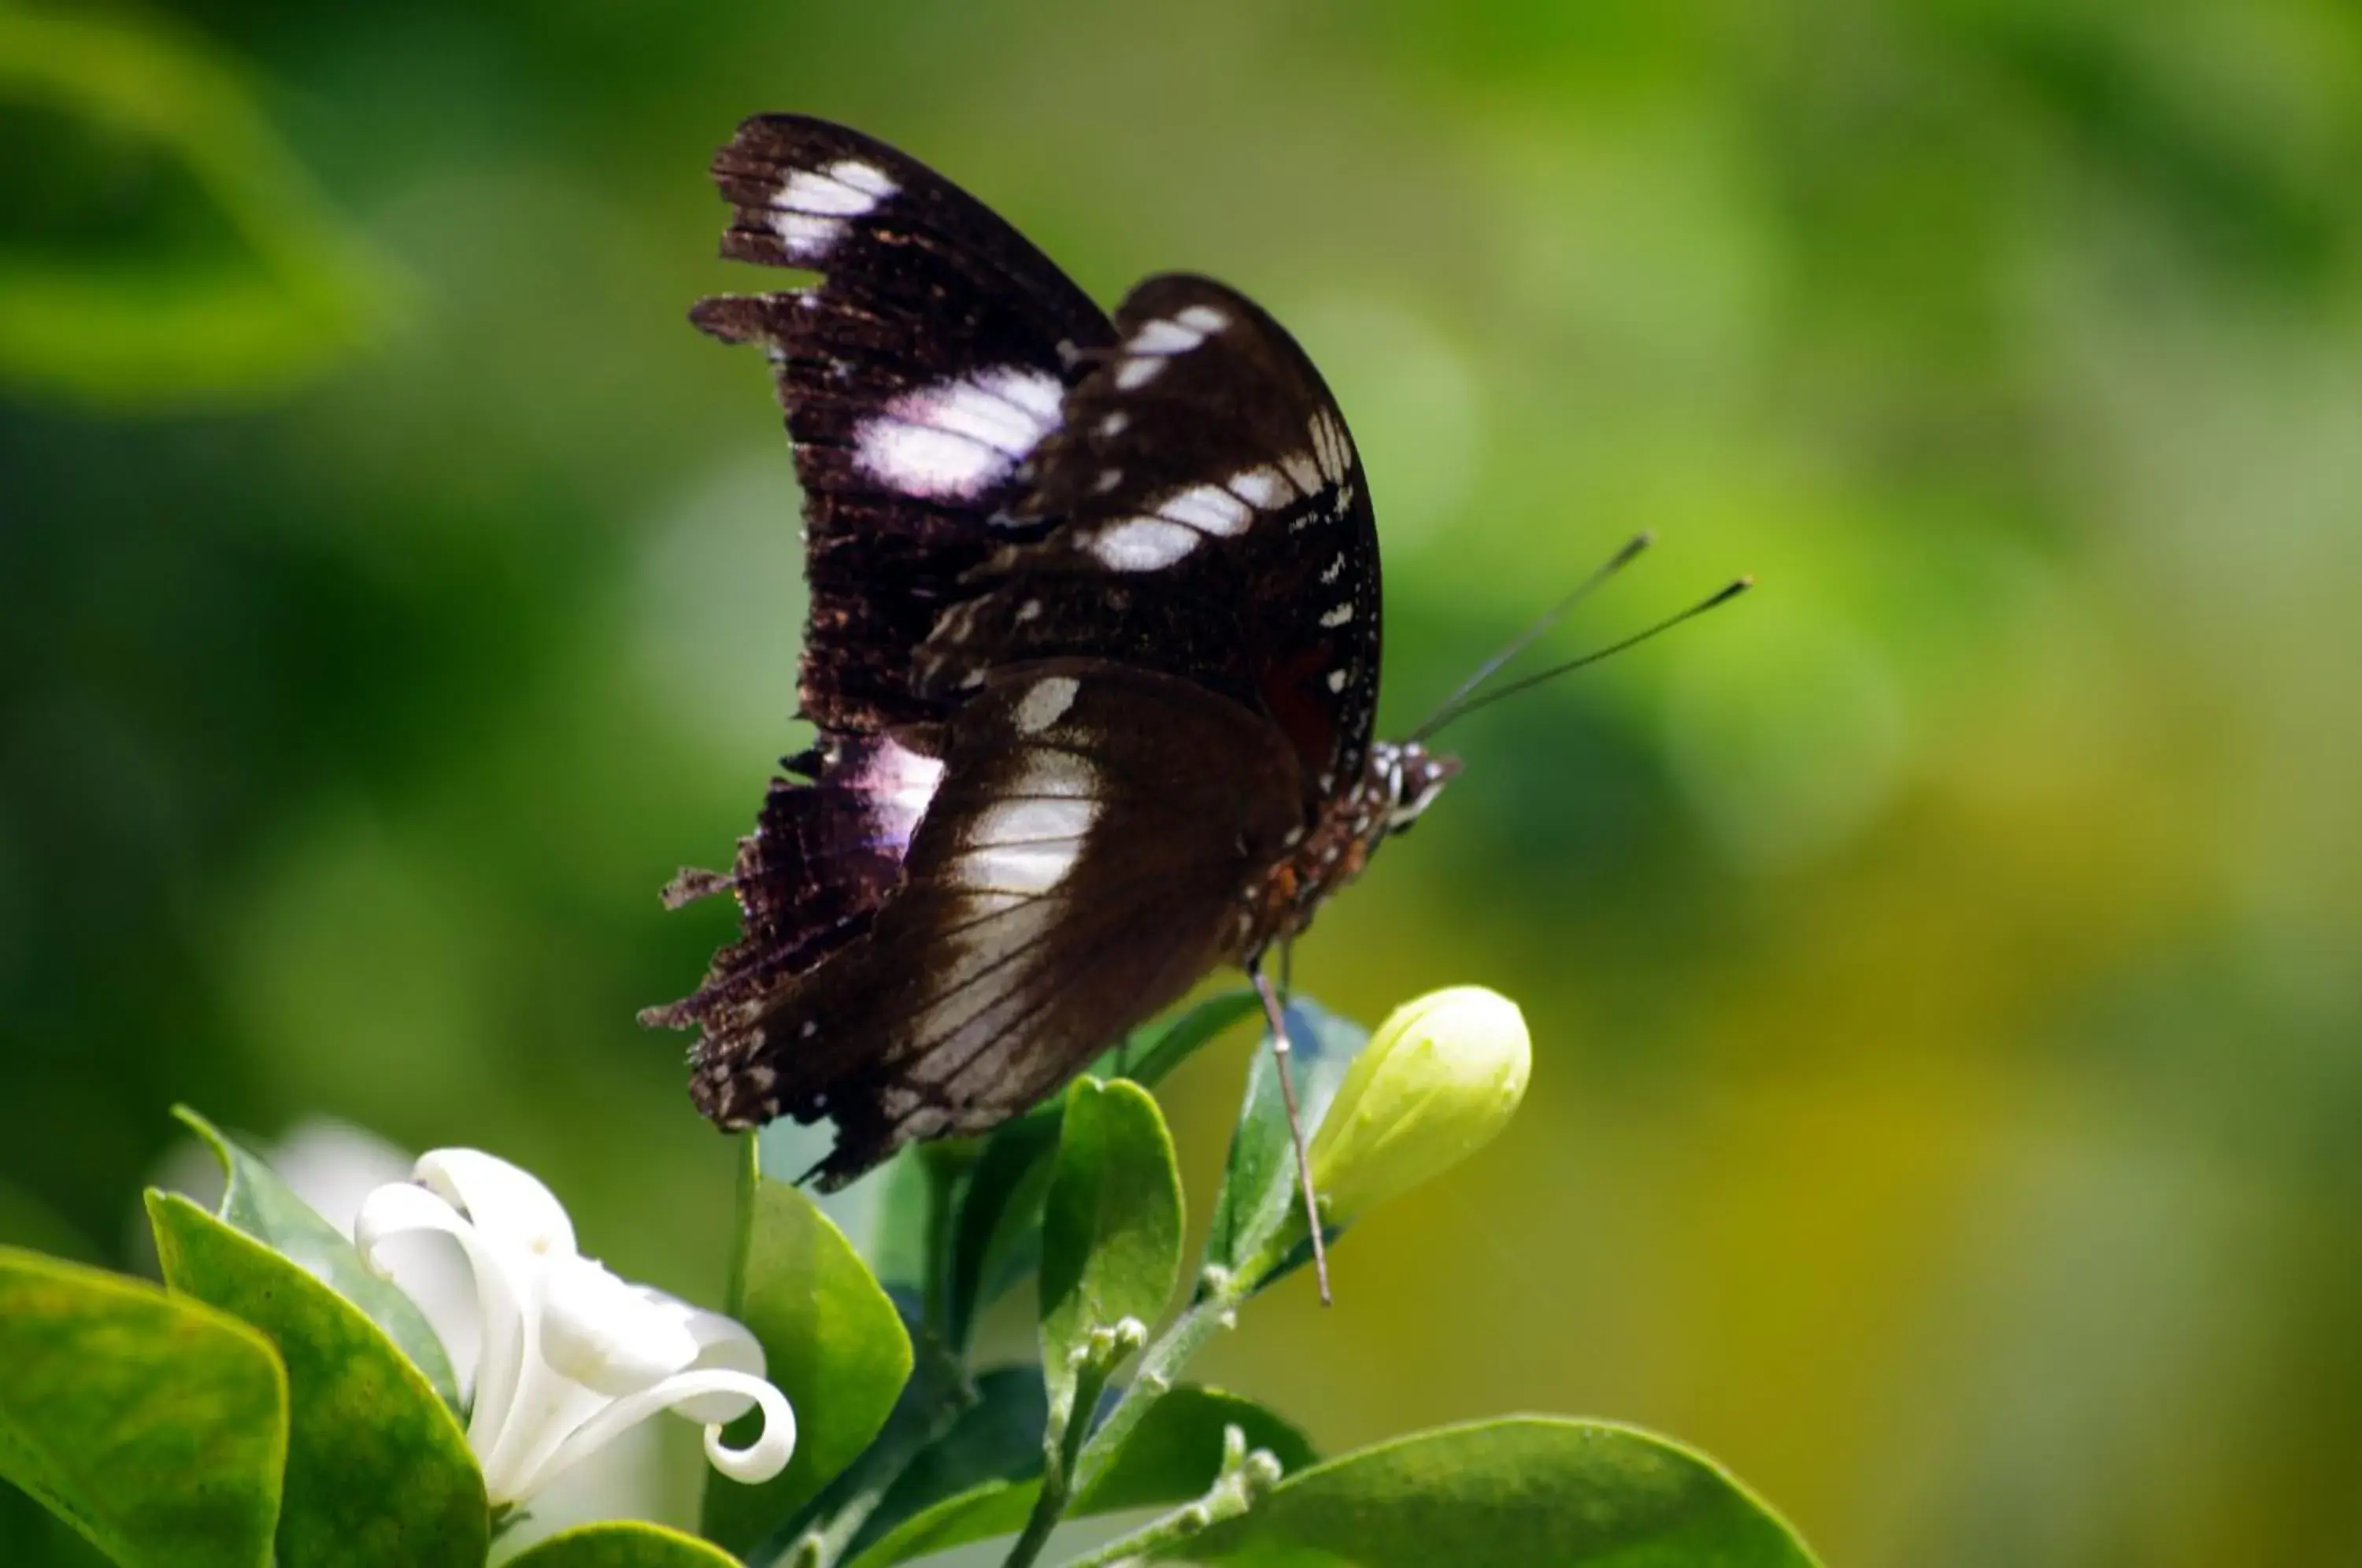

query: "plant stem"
xmin=1068 ymin=1279 xmax=1246 ymax=1500
xmin=1058 ymin=1424 xmax=1278 ymax=1568
xmin=998 ymin=1359 xmax=1110 ymax=1568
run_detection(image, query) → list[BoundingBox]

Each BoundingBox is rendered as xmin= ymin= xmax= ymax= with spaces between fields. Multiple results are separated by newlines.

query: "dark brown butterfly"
xmin=639 ymin=114 xmax=1454 ymax=1236
xmin=643 ymin=120 xmax=1749 ymax=1289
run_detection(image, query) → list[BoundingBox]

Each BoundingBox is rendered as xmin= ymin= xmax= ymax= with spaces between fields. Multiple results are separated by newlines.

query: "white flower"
xmin=354 ymin=1148 xmax=795 ymax=1509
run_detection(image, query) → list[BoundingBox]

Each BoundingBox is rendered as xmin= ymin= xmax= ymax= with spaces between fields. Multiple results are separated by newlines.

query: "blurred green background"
xmin=6 ymin=0 xmax=2361 ymax=1562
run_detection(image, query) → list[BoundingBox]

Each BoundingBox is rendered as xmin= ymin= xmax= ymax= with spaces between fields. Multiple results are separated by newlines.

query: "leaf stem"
xmin=1068 ymin=1271 xmax=1249 ymax=1501
xmin=1057 ymin=1424 xmax=1283 ymax=1568
xmin=999 ymin=1358 xmax=1112 ymax=1568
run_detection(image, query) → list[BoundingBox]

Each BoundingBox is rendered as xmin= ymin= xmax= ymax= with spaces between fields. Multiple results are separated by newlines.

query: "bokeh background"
xmin=6 ymin=1 xmax=2362 ymax=1562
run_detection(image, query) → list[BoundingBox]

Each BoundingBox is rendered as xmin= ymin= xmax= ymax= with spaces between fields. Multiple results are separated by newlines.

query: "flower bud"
xmin=1305 ymin=986 xmax=1530 ymax=1222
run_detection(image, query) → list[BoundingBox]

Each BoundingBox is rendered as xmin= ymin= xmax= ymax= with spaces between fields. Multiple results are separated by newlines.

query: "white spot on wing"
xmin=773 ymin=212 xmax=845 ymax=259
xmin=1115 ymin=357 xmax=1164 ymax=391
xmin=1320 ymin=553 xmax=1346 ymax=584
xmin=1279 ymin=451 xmax=1321 ymax=493
xmin=951 ymin=751 xmax=1098 ymax=897
xmin=1013 ymin=676 xmax=1079 ymax=734
xmin=768 ymin=161 xmax=898 ymax=257
xmin=855 ymin=366 xmax=1065 ymax=501
xmin=828 ymin=161 xmax=897 ymax=199
xmin=1016 ymin=597 xmax=1042 ymax=622
xmin=1087 ymin=517 xmax=1198 ymax=571
xmin=1320 ymin=603 xmax=1354 ymax=627
xmin=1308 ymin=409 xmax=1353 ymax=483
xmin=846 ymin=737 xmax=946 ymax=852
xmin=1157 ymin=483 xmax=1253 ymax=537
xmin=774 ymin=161 xmax=897 ymax=216
xmin=1126 ymin=305 xmax=1230 ymax=359
xmin=1129 ymin=318 xmax=1204 ymax=355
xmin=1098 ymin=411 xmax=1130 ymax=438
xmin=1226 ymin=466 xmax=1293 ymax=508
xmin=1326 ymin=669 xmax=1349 ymax=692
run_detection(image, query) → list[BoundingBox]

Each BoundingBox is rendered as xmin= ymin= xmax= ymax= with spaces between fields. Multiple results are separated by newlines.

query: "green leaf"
xmin=1164 ymin=1418 xmax=1820 ymax=1566
xmin=944 ymin=991 xmax=1257 ymax=1353
xmin=861 ymin=1149 xmax=936 ymax=1300
xmin=838 ymin=1383 xmax=1311 ymax=1568
xmin=840 ymin=1366 xmax=1046 ymax=1567
xmin=1038 ymin=1078 xmax=1184 ymax=1417
xmin=0 ymin=1246 xmax=287 ymax=1568
xmin=943 ymin=1115 xmax=1061 ymax=1352
xmin=1203 ymin=998 xmax=1367 ymax=1289
xmin=700 ymin=1141 xmax=913 ymax=1559
xmin=505 ymin=1519 xmax=743 ymax=1567
xmin=841 ymin=1481 xmax=1031 ymax=1568
xmin=1073 ymin=1386 xmax=1316 ymax=1514
xmin=172 ymin=1107 xmax=460 ymax=1411
xmin=146 ymin=1193 xmax=487 ymax=1568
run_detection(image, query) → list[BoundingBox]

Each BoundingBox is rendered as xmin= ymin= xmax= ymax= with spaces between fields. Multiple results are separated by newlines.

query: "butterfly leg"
xmin=1249 ymin=960 xmax=1332 ymax=1306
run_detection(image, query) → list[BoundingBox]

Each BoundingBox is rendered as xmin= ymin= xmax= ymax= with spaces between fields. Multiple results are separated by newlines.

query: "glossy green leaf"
xmin=1165 ymin=1418 xmax=1820 ymax=1566
xmin=700 ymin=1139 xmax=913 ymax=1558
xmin=945 ymin=991 xmax=1258 ymax=1353
xmin=840 ymin=1365 xmax=1046 ymax=1567
xmin=839 ymin=1382 xmax=1312 ymax=1568
xmin=0 ymin=1246 xmax=286 ymax=1568
xmin=862 ymin=1148 xmax=937 ymax=1300
xmin=146 ymin=1193 xmax=487 ymax=1568
xmin=0 ymin=9 xmax=403 ymax=405
xmin=505 ymin=1519 xmax=742 ymax=1567
xmin=0 ymin=1478 xmax=115 ymax=1568
xmin=842 ymin=1480 xmax=1031 ymax=1568
xmin=943 ymin=1115 xmax=1061 ymax=1352
xmin=1038 ymin=1079 xmax=1184 ymax=1417
xmin=172 ymin=1107 xmax=460 ymax=1411
xmin=1074 ymin=1385 xmax=1316 ymax=1514
xmin=1202 ymin=998 xmax=1367 ymax=1289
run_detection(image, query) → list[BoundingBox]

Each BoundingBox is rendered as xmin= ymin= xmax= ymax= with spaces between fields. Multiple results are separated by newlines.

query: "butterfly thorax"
xmin=1238 ymin=738 xmax=1460 ymax=956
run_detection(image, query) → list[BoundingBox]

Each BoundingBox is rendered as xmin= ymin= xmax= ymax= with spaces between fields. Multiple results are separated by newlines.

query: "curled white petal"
xmin=512 ymin=1367 xmax=796 ymax=1500
xmin=539 ymin=1257 xmax=701 ymax=1396
xmin=357 ymin=1145 xmax=794 ymax=1513
xmin=413 ymin=1148 xmax=577 ymax=1259
xmin=352 ymin=1178 xmax=532 ymax=1459
xmin=655 ymin=1290 xmax=769 ymax=1422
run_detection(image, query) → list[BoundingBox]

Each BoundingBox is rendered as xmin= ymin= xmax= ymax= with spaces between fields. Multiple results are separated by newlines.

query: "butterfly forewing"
xmin=689 ymin=663 xmax=1304 ymax=1185
xmin=690 ymin=114 xmax=1117 ymax=733
xmin=917 ymin=274 xmax=1384 ymax=798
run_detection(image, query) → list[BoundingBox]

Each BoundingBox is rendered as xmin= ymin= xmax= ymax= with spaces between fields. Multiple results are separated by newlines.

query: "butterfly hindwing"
xmin=916 ymin=274 xmax=1385 ymax=796
xmin=688 ymin=660 xmax=1305 ymax=1185
xmin=690 ymin=114 xmax=1118 ymax=733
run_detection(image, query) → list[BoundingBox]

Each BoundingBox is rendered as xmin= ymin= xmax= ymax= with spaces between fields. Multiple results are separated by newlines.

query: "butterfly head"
xmin=1368 ymin=738 xmax=1459 ymax=839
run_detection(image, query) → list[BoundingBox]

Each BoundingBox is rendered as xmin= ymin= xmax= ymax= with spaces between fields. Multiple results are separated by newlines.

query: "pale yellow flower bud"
xmin=1305 ymin=986 xmax=1531 ymax=1223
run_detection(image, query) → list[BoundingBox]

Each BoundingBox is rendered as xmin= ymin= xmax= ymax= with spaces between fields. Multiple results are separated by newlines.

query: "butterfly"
xmin=641 ymin=117 xmax=1737 ymax=1277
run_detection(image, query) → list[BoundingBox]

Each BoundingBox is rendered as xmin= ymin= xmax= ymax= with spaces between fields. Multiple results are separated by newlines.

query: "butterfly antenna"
xmin=1409 ymin=532 xmax=1653 ymax=742
xmin=1423 ymin=576 xmax=1754 ymax=734
xmin=1251 ymin=963 xmax=1331 ymax=1306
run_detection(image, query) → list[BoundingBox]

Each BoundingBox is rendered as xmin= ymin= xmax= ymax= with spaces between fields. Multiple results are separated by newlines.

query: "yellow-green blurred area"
xmin=5 ymin=0 xmax=2360 ymax=1561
